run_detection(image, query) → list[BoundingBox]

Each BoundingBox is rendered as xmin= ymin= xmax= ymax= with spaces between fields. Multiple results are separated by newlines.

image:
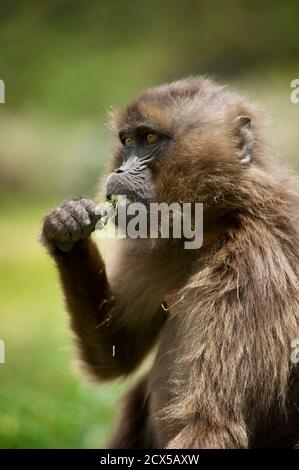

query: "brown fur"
xmin=42 ymin=77 xmax=299 ymax=448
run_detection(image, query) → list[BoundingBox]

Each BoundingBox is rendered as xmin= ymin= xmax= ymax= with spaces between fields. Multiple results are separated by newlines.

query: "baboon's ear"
xmin=234 ymin=115 xmax=253 ymax=165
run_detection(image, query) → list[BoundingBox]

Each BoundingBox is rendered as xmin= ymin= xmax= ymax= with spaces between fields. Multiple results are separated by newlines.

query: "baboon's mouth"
xmin=106 ymin=194 xmax=119 ymax=209
xmin=106 ymin=194 xmax=135 ymax=209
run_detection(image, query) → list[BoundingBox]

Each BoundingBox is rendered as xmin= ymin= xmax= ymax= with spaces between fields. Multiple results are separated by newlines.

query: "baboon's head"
xmin=106 ymin=77 xmax=262 ymax=211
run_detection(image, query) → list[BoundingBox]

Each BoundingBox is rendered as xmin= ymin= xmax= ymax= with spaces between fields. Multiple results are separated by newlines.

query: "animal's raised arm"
xmin=41 ymin=198 xmax=166 ymax=380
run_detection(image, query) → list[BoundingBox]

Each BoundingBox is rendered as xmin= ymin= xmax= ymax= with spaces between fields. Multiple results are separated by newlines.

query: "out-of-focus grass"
xmin=0 ymin=196 xmax=129 ymax=448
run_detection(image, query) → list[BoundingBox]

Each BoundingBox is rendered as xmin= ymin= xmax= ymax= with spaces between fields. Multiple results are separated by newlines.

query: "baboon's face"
xmin=105 ymin=118 xmax=172 ymax=204
xmin=106 ymin=80 xmax=254 ymax=206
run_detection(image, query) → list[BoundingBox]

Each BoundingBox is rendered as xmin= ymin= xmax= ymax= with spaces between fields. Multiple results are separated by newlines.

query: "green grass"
xmin=0 ymin=197 xmax=129 ymax=448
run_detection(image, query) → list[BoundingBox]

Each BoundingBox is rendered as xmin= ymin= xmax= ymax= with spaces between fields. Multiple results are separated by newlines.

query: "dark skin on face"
xmin=41 ymin=77 xmax=299 ymax=449
xmin=106 ymin=122 xmax=171 ymax=203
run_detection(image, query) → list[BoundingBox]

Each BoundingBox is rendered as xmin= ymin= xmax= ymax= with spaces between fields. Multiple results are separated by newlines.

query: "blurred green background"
xmin=0 ymin=0 xmax=298 ymax=448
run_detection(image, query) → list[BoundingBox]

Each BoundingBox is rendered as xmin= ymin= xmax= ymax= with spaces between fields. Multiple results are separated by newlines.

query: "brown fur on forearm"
xmin=49 ymin=238 xmax=166 ymax=379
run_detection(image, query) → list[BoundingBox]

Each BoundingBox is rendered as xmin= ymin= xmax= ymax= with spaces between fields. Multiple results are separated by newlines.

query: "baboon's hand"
xmin=41 ymin=198 xmax=101 ymax=252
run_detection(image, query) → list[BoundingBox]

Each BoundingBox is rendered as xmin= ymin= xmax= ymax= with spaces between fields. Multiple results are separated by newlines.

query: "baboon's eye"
xmin=124 ymin=137 xmax=135 ymax=147
xmin=145 ymin=133 xmax=158 ymax=144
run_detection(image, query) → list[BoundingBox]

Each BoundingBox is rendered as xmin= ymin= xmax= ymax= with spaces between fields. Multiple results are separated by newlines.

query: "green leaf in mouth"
xmin=106 ymin=194 xmax=119 ymax=209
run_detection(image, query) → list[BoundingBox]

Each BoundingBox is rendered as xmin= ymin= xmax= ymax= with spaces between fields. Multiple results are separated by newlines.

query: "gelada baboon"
xmin=41 ymin=77 xmax=299 ymax=448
